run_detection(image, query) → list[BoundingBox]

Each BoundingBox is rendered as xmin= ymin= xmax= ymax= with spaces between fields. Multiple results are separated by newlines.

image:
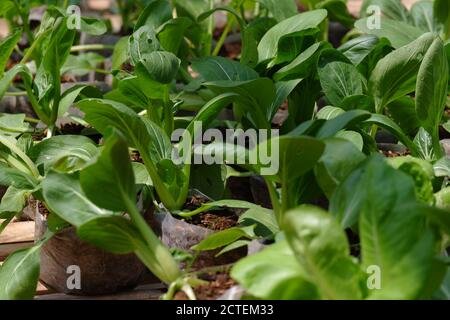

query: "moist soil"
xmin=174 ymin=270 xmax=237 ymax=300
xmin=183 ymin=195 xmax=239 ymax=231
xmin=380 ymin=149 xmax=411 ymax=158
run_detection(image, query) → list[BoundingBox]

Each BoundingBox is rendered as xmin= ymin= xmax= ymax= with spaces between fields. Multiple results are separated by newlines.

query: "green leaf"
xmin=410 ymin=1 xmax=436 ymax=33
xmin=434 ymin=0 xmax=449 ymax=39
xmin=386 ymin=97 xmax=420 ymax=135
xmin=112 ymin=36 xmax=129 ymax=71
xmin=80 ymin=132 xmax=135 ymax=212
xmin=260 ymin=136 xmax=325 ymax=180
xmin=388 ymin=156 xmax=435 ymax=204
xmin=192 ymin=225 xmax=256 ymax=251
xmin=135 ymin=0 xmax=172 ymax=30
xmin=0 ymin=113 xmax=31 ymax=137
xmin=77 ymin=216 xmax=142 ymax=254
xmin=0 ymin=245 xmax=41 ymax=300
xmin=364 ymin=114 xmax=417 ymax=154
xmin=217 ymin=240 xmax=251 ymax=257
xmin=133 ymin=162 xmax=153 ymax=186
xmin=315 ymin=110 xmax=371 ymax=138
xmin=413 ymin=127 xmax=435 ymax=161
xmin=231 ymin=240 xmax=319 ymax=300
xmin=331 ymin=155 xmax=419 ymax=228
xmin=258 ymin=10 xmax=327 ymax=65
xmin=358 ymin=158 xmax=437 ymax=299
xmin=415 ymin=37 xmax=449 ymax=138
xmin=61 ymin=53 xmax=105 ymax=77
xmin=239 ymin=208 xmax=279 ymax=237
xmin=80 ymin=17 xmax=107 ymax=35
xmin=0 ymin=1 xmax=15 ymax=17
xmin=129 ymin=26 xmax=161 ymax=66
xmin=78 ymin=99 xmax=171 ymax=162
xmin=319 ymin=62 xmax=365 ymax=107
xmin=338 ymin=35 xmax=380 ymax=66
xmin=274 ymin=42 xmax=330 ymax=81
xmin=435 ymin=187 xmax=450 ymax=210
xmin=256 ymin=0 xmax=297 ymax=22
xmin=0 ymin=187 xmax=29 ymax=218
xmin=192 ymin=56 xmax=259 ymax=82
xmin=187 ymin=93 xmax=239 ymax=134
xmin=316 ymin=106 xmax=345 ymax=120
xmin=0 ymin=64 xmax=31 ymax=102
xmin=79 ymin=131 xmax=180 ymax=284
xmin=158 ymin=17 xmax=192 ymax=55
xmin=317 ymin=0 xmax=355 ymax=28
xmin=284 ymin=205 xmax=363 ymax=299
xmin=369 ymin=32 xmax=435 ymax=112
xmin=363 ymin=0 xmax=410 ymax=22
xmin=434 ymin=157 xmax=450 ymax=177
xmin=269 ymin=79 xmax=302 ymax=119
xmin=205 ymin=78 xmax=275 ymax=128
xmin=77 ymin=98 xmax=180 ymax=210
xmin=0 ymin=163 xmax=37 ymax=190
xmin=355 ymin=18 xmax=423 ymax=49
xmin=28 ymin=135 xmax=98 ymax=174
xmin=315 ymin=138 xmax=366 ymax=198
xmin=0 ymin=29 xmax=21 ymax=77
xmin=138 ymin=51 xmax=180 ymax=84
xmin=42 ymin=171 xmax=115 ymax=227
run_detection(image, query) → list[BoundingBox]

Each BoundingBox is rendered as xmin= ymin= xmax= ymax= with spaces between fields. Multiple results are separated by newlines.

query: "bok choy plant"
xmin=0 ymin=7 xmax=107 ymax=135
xmin=232 ymin=155 xmax=450 ymax=300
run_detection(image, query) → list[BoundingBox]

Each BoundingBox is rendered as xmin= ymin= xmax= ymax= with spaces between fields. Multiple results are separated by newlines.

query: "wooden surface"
xmin=0 ymin=221 xmax=34 ymax=260
xmin=35 ymin=284 xmax=165 ymax=300
xmin=0 ymin=221 xmax=164 ymax=300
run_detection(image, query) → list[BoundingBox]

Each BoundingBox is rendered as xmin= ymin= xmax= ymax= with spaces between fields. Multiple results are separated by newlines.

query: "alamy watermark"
xmin=366 ymin=5 xmax=381 ymax=30
xmin=66 ymin=265 xmax=81 ymax=290
xmin=67 ymin=5 xmax=81 ymax=30
xmin=171 ymin=121 xmax=280 ymax=175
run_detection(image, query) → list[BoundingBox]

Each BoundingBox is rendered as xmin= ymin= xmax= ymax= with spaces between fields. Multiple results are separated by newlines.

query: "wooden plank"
xmin=0 ymin=221 xmax=35 ymax=259
xmin=0 ymin=221 xmax=35 ymax=244
xmin=35 ymin=284 xmax=166 ymax=300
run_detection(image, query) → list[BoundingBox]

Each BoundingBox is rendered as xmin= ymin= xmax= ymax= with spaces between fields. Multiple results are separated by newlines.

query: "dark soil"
xmin=190 ymin=212 xmax=238 ymax=231
xmin=175 ymin=271 xmax=237 ymax=300
xmin=59 ymin=123 xmax=86 ymax=135
xmin=346 ymin=229 xmax=360 ymax=258
xmin=380 ymin=149 xmax=411 ymax=158
xmin=131 ymin=150 xmax=143 ymax=163
xmin=183 ymin=195 xmax=238 ymax=231
xmin=32 ymin=130 xmax=47 ymax=142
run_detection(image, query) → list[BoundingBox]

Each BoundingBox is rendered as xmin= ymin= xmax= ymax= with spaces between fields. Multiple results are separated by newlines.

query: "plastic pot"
xmin=151 ymin=210 xmax=246 ymax=269
xmin=34 ymin=201 xmax=147 ymax=296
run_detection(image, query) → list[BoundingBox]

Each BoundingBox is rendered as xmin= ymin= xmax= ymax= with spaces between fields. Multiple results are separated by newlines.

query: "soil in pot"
xmin=34 ymin=201 xmax=148 ymax=296
xmin=174 ymin=269 xmax=237 ymax=300
xmin=151 ymin=196 xmax=247 ymax=270
xmin=378 ymin=143 xmax=411 ymax=158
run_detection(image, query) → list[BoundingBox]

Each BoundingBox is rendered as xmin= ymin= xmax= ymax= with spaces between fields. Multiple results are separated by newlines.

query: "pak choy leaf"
xmin=78 ymin=131 xmax=180 ymax=284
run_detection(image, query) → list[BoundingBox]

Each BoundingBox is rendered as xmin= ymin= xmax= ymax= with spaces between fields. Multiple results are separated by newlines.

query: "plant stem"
xmin=124 ymin=196 xmax=181 ymax=284
xmin=20 ymin=36 xmax=39 ymax=64
xmin=264 ymin=177 xmax=282 ymax=225
xmin=14 ymin=1 xmax=34 ymax=44
xmin=25 ymin=117 xmax=40 ymax=124
xmin=93 ymin=68 xmax=110 ymax=75
xmin=433 ymin=128 xmax=444 ymax=159
xmin=212 ymin=19 xmax=232 ymax=56
xmin=5 ymin=91 xmax=27 ymax=97
xmin=70 ymin=44 xmax=115 ymax=52
xmin=0 ymin=135 xmax=40 ymax=179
